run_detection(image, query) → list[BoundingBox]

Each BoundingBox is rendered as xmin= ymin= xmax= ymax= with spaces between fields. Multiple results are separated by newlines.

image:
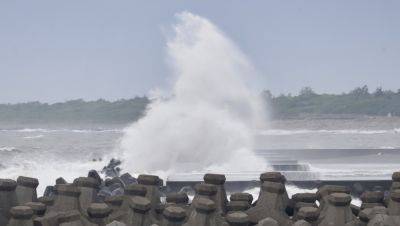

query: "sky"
xmin=0 ymin=1 xmax=399 ymax=103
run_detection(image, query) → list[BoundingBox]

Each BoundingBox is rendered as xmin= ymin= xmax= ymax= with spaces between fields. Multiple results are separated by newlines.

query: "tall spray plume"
xmin=117 ymin=12 xmax=268 ymax=178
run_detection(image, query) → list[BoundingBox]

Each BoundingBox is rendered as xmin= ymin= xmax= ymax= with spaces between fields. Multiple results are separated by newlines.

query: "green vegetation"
xmin=264 ymin=86 xmax=400 ymax=118
xmin=1 ymin=86 xmax=400 ymax=123
xmin=0 ymin=97 xmax=149 ymax=124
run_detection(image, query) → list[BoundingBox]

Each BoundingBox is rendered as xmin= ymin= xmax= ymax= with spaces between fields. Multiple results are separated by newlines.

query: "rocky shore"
xmin=1 ymin=171 xmax=400 ymax=226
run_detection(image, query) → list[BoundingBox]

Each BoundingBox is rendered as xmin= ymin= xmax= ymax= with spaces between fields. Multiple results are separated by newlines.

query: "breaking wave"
xmin=117 ymin=12 xmax=268 ymax=178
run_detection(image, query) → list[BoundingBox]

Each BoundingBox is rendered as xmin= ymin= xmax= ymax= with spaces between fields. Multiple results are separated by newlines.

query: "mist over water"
xmin=117 ymin=12 xmax=268 ymax=177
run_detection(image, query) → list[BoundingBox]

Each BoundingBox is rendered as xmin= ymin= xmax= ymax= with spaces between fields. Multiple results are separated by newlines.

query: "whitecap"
xmin=0 ymin=128 xmax=122 ymax=133
xmin=0 ymin=146 xmax=18 ymax=152
xmin=259 ymin=129 xmax=391 ymax=136
xmin=23 ymin=134 xmax=44 ymax=139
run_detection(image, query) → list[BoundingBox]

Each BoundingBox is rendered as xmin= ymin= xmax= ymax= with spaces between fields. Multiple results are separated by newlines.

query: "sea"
xmin=1 ymin=116 xmax=400 ymax=198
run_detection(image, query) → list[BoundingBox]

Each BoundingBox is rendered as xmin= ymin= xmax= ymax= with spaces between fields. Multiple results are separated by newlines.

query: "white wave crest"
xmin=0 ymin=146 xmax=18 ymax=152
xmin=259 ymin=129 xmax=396 ymax=136
xmin=23 ymin=135 xmax=44 ymax=139
xmin=0 ymin=128 xmax=121 ymax=133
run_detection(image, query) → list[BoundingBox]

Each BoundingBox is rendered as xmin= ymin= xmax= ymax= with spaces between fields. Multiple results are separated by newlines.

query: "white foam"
xmin=0 ymin=128 xmax=121 ymax=133
xmin=117 ymin=12 xmax=267 ymax=179
xmin=0 ymin=157 xmax=106 ymax=195
xmin=243 ymin=185 xmax=317 ymax=201
xmin=23 ymin=134 xmax=44 ymax=139
xmin=0 ymin=146 xmax=18 ymax=152
xmin=379 ymin=146 xmax=397 ymax=149
xmin=244 ymin=185 xmax=363 ymax=207
xmin=259 ymin=129 xmax=395 ymax=136
xmin=308 ymin=164 xmax=399 ymax=180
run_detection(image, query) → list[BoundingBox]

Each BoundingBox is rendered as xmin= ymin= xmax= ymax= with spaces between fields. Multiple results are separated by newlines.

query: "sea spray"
xmin=117 ymin=12 xmax=268 ymax=178
xmin=0 ymin=156 xmax=106 ymax=196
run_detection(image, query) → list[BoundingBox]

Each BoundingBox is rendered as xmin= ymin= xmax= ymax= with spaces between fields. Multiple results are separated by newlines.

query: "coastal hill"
xmin=266 ymin=86 xmax=400 ymax=119
xmin=1 ymin=86 xmax=399 ymax=124
xmin=0 ymin=97 xmax=149 ymax=124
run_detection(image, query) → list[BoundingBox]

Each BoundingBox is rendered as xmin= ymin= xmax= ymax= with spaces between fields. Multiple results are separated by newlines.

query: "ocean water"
xmin=1 ymin=117 xmax=400 ymax=195
xmin=0 ymin=123 xmax=122 ymax=194
xmin=1 ymin=12 xmax=400 ymax=196
xmin=256 ymin=117 xmax=400 ymax=149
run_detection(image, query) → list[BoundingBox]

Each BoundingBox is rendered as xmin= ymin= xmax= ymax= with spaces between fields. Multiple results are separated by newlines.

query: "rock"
xmin=88 ymin=203 xmax=111 ymax=225
xmin=105 ymin=195 xmax=125 ymax=223
xmin=98 ymin=186 xmax=112 ymax=201
xmin=230 ymin=193 xmax=253 ymax=205
xmin=350 ymin=204 xmax=360 ymax=216
xmin=293 ymin=202 xmax=316 ymax=221
xmin=15 ymin=176 xmax=39 ymax=205
xmin=162 ymin=206 xmax=186 ymax=226
xmin=111 ymin=188 xmax=124 ymax=196
xmin=37 ymin=196 xmax=54 ymax=206
xmin=189 ymin=183 xmax=218 ymax=215
xmin=138 ymin=174 xmax=162 ymax=218
xmin=25 ymin=202 xmax=46 ymax=218
xmin=7 ymin=206 xmax=34 ymax=226
xmin=127 ymin=196 xmax=152 ymax=226
xmin=352 ymin=182 xmax=364 ymax=196
xmin=291 ymin=193 xmax=317 ymax=204
xmin=109 ymin=177 xmax=125 ymax=188
xmin=57 ymin=210 xmax=85 ymax=226
xmin=256 ymin=217 xmax=279 ymax=226
xmin=120 ymin=173 xmax=137 ymax=186
xmin=88 ymin=170 xmax=102 ymax=185
xmin=124 ymin=184 xmax=147 ymax=197
xmin=102 ymin=159 xmax=122 ymax=178
xmin=43 ymin=186 xmax=54 ymax=197
xmin=361 ymin=191 xmax=384 ymax=203
xmin=73 ymin=177 xmax=100 ymax=214
xmin=46 ymin=184 xmax=81 ymax=213
xmin=56 ymin=177 xmax=67 ymax=185
xmin=387 ymin=189 xmax=400 ymax=216
xmin=260 ymin=172 xmax=286 ymax=183
xmin=203 ymin=174 xmax=228 ymax=214
xmin=0 ymin=179 xmax=18 ymax=226
xmin=107 ymin=221 xmax=127 ymax=226
xmin=227 ymin=201 xmax=251 ymax=212
xmin=226 ymin=212 xmax=249 ymax=226
xmin=292 ymin=220 xmax=311 ymax=226
xmin=166 ymin=193 xmax=189 ymax=205
xmin=246 ymin=181 xmax=292 ymax=226
xmin=318 ymin=193 xmax=355 ymax=226
xmin=297 ymin=207 xmax=319 ymax=224
xmin=392 ymin=172 xmax=400 ymax=182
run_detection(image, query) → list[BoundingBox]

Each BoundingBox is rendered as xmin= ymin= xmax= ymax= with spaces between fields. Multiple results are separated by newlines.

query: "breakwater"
xmin=1 ymin=171 xmax=400 ymax=225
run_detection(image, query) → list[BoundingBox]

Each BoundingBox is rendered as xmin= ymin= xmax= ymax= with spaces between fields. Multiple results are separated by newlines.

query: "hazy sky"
xmin=1 ymin=1 xmax=399 ymax=103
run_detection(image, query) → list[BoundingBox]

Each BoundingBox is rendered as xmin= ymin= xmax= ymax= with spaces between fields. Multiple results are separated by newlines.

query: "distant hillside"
xmin=1 ymin=86 xmax=400 ymax=124
xmin=264 ymin=86 xmax=400 ymax=118
xmin=0 ymin=97 xmax=149 ymax=124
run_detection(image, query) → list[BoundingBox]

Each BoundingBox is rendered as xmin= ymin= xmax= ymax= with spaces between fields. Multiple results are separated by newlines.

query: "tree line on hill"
xmin=264 ymin=86 xmax=400 ymax=118
xmin=0 ymin=86 xmax=399 ymax=124
xmin=0 ymin=97 xmax=149 ymax=124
